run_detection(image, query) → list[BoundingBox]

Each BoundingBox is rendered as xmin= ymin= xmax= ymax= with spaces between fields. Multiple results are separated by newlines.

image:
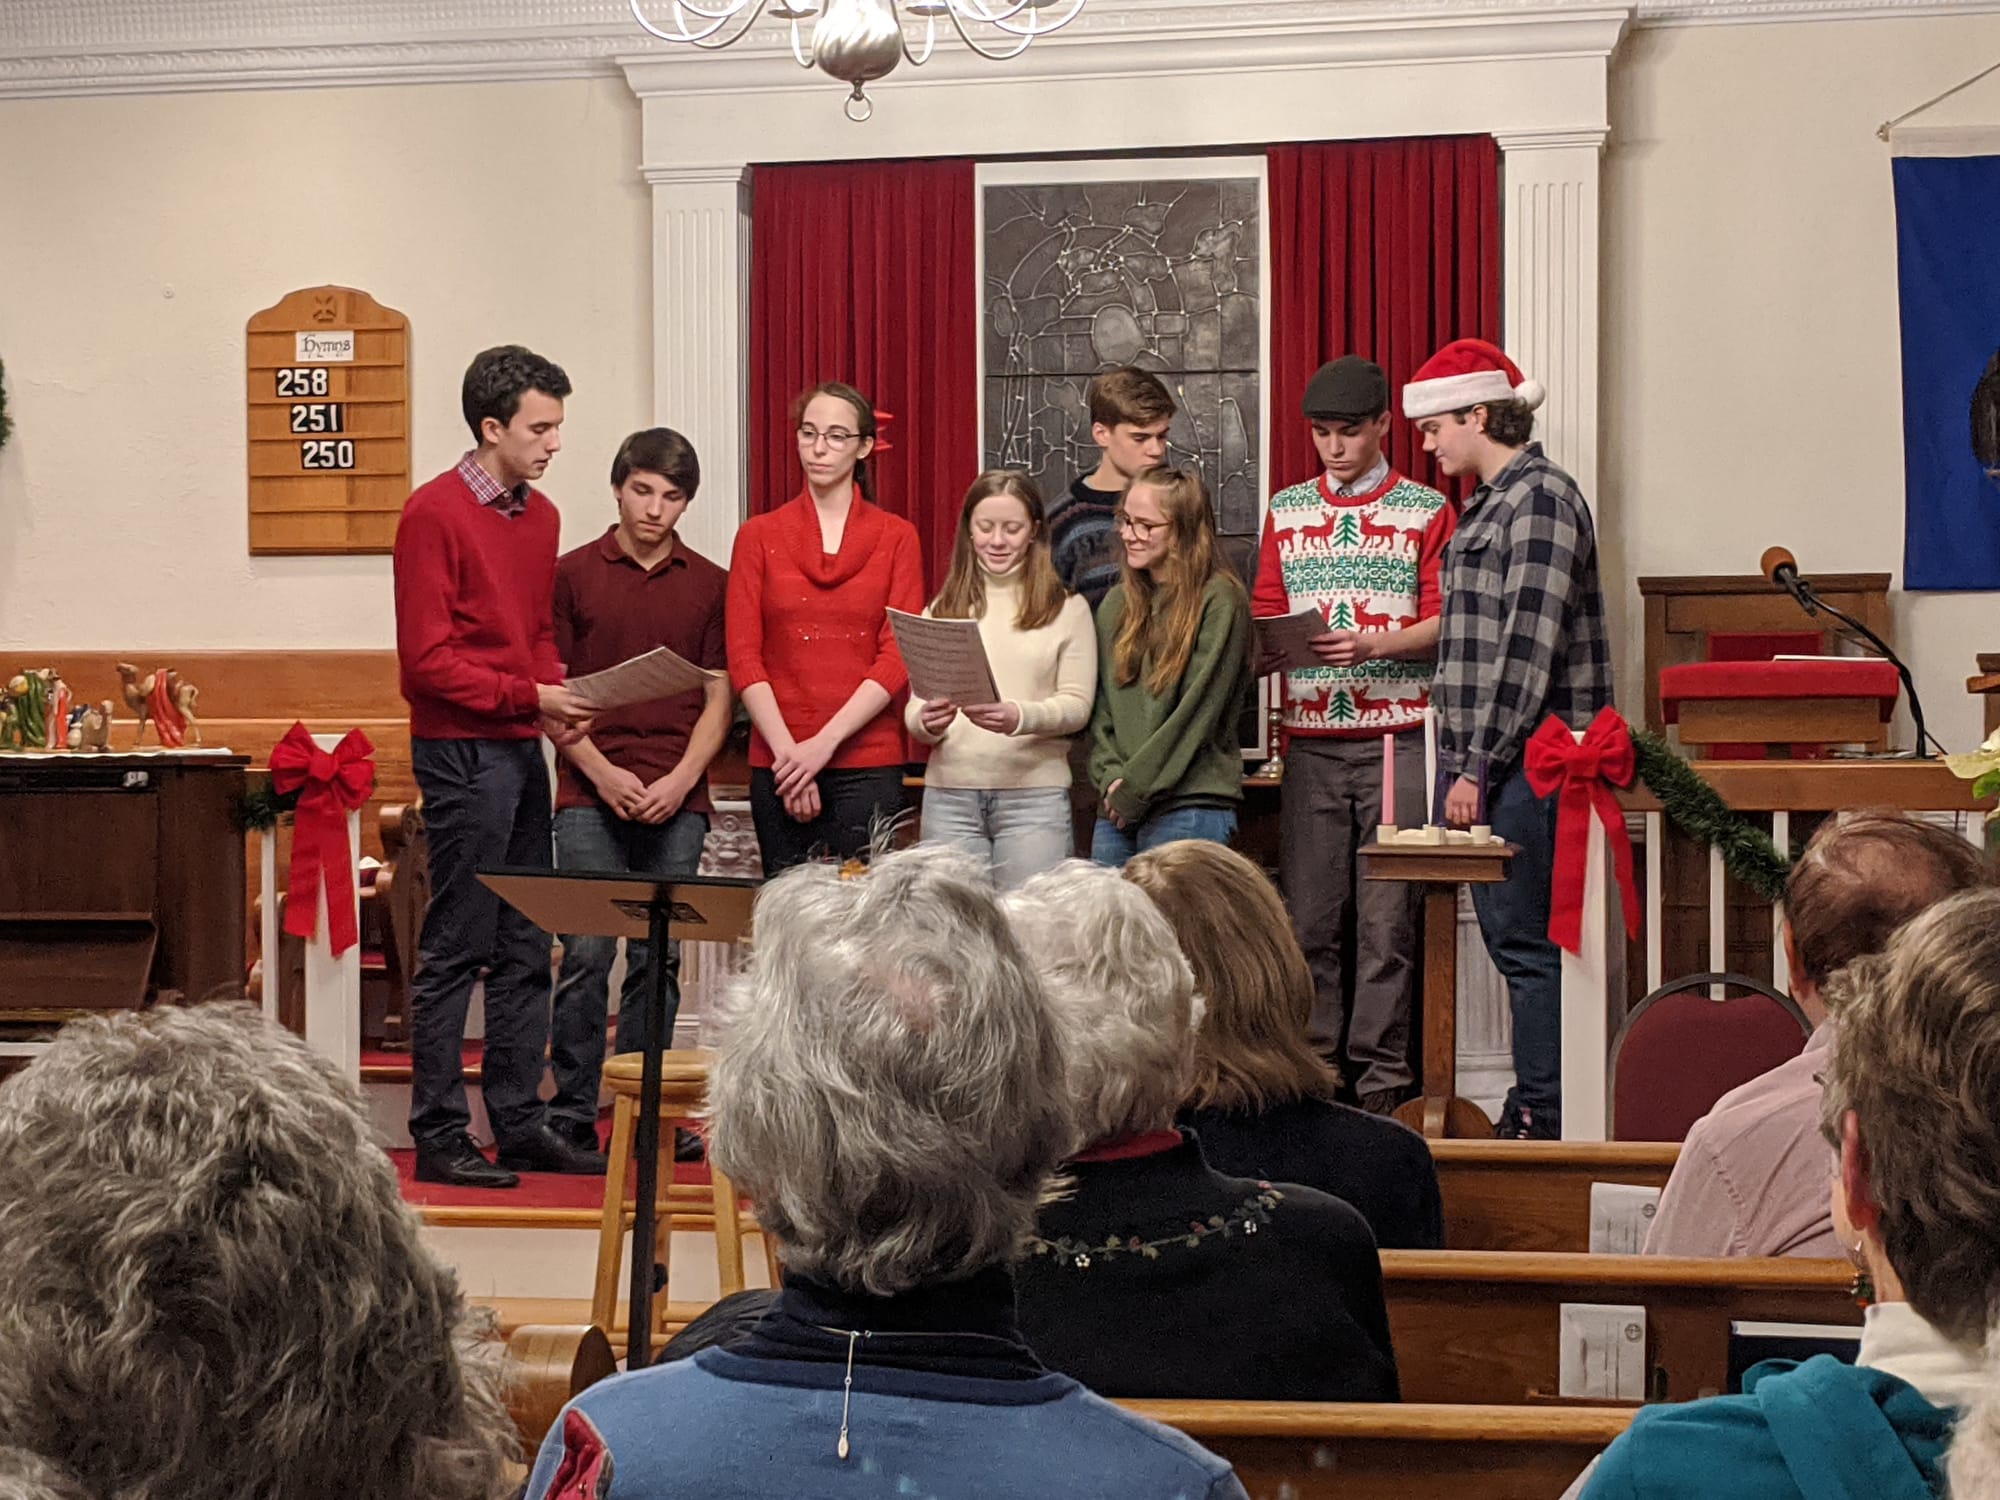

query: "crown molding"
xmin=3 ymin=0 xmax=1996 ymax=100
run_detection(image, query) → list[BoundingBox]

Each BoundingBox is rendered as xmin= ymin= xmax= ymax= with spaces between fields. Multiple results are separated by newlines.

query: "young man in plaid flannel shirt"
xmin=1403 ymin=339 xmax=1614 ymax=1140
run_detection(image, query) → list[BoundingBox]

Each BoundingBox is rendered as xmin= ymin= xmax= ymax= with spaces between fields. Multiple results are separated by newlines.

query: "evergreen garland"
xmin=236 ymin=777 xmax=299 ymax=833
xmin=0 ymin=357 xmax=11 ymax=454
xmin=1629 ymin=725 xmax=1792 ymax=902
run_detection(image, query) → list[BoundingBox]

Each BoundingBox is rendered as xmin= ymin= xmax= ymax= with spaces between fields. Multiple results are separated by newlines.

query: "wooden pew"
xmin=495 ymin=1323 xmax=1636 ymax=1499
xmin=1128 ymin=1401 xmax=1636 ymax=1500
xmin=1432 ymin=1140 xmax=1680 ymax=1252
xmin=1383 ymin=1250 xmax=1857 ymax=1404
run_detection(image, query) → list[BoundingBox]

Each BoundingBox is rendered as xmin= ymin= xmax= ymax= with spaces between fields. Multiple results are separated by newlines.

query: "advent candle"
xmin=1422 ymin=705 xmax=1439 ymax=825
xmin=1381 ymin=732 xmax=1396 ymax=830
xmin=1475 ymin=756 xmax=1489 ymax=826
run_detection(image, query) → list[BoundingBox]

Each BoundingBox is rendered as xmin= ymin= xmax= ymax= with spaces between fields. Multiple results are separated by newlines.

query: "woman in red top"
xmin=728 ymin=381 xmax=925 ymax=872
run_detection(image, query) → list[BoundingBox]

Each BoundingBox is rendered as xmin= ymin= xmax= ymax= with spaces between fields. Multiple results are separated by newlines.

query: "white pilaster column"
xmin=643 ymin=163 xmax=752 ymax=566
xmin=1495 ymin=130 xmax=1606 ymax=506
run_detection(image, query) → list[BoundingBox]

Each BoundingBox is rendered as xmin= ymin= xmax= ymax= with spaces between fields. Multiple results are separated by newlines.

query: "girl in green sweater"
xmin=1088 ymin=466 xmax=1253 ymax=868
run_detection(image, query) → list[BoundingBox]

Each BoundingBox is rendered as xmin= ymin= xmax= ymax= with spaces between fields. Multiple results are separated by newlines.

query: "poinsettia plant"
xmin=1945 ymin=729 xmax=2000 ymax=822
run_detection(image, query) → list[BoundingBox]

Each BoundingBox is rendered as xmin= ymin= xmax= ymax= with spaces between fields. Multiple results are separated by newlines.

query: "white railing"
xmin=1559 ymin=758 xmax=1987 ymax=1141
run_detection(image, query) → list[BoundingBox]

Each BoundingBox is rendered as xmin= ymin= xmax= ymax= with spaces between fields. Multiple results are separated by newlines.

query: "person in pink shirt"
xmin=1644 ymin=811 xmax=1989 ymax=1258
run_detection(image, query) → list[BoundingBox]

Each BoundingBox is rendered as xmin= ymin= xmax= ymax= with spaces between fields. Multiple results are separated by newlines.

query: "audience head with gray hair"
xmin=1003 ymin=855 xmax=1401 ymax=1406
xmin=708 ymin=842 xmax=1073 ymax=1293
xmin=1581 ymin=885 xmax=2000 ymax=1500
xmin=1001 ymin=858 xmax=1203 ymax=1146
xmin=525 ymin=843 xmax=1252 ymax=1500
xmin=0 ymin=1002 xmax=512 ymax=1500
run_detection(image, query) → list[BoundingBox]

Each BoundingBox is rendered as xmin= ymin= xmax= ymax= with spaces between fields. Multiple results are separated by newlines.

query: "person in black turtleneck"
xmin=1125 ymin=839 xmax=1444 ymax=1251
xmin=1005 ymin=860 xmax=1401 ymax=1405
xmin=524 ymin=845 xmax=1249 ymax=1500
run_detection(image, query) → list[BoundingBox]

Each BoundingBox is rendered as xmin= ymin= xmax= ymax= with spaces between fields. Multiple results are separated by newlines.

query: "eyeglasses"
xmin=1114 ymin=510 xmax=1168 ymax=539
xmin=797 ymin=425 xmax=862 ymax=450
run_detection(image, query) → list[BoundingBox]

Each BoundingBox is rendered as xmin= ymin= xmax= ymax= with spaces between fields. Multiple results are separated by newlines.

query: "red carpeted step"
xmin=392 ymin=1135 xmax=712 ymax=1211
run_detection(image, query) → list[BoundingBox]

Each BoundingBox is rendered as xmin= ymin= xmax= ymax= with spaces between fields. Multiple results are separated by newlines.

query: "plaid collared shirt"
xmin=1433 ymin=442 xmax=1614 ymax=778
xmin=456 ymin=451 xmax=530 ymax=518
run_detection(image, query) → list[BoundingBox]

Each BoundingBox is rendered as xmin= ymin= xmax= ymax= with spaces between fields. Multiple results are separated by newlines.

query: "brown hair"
xmin=929 ymin=471 xmax=1068 ymax=632
xmin=1112 ymin=466 xmax=1242 ymax=696
xmin=1821 ymin=887 xmax=2000 ymax=1343
xmin=791 ymin=381 xmax=878 ymax=501
xmin=1124 ymin=841 xmax=1341 ymax=1112
xmin=1784 ymin=810 xmax=1990 ymax=987
xmin=1087 ymin=366 xmax=1176 ymax=430
xmin=1456 ymin=399 xmax=1535 ymax=448
xmin=611 ymin=426 xmax=700 ymax=497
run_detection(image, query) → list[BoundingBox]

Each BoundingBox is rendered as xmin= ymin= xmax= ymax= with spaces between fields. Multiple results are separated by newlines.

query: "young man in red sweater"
xmin=1251 ymin=356 xmax=1455 ymax=1116
xmin=393 ymin=345 xmax=601 ymax=1188
xmin=548 ymin=427 xmax=731 ymax=1154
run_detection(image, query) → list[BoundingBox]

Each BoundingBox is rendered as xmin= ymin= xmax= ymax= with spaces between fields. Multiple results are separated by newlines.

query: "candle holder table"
xmin=1359 ymin=839 xmax=1516 ymax=1139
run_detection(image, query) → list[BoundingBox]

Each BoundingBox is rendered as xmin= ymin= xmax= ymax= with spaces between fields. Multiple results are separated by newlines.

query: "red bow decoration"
xmin=871 ymin=407 xmax=895 ymax=455
xmin=269 ymin=722 xmax=377 ymax=958
xmin=1522 ymin=707 xmax=1642 ymax=955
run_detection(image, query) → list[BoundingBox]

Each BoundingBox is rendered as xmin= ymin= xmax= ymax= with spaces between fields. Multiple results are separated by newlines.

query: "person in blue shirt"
xmin=525 ymin=844 xmax=1249 ymax=1500
xmin=1580 ymin=886 xmax=2000 ymax=1500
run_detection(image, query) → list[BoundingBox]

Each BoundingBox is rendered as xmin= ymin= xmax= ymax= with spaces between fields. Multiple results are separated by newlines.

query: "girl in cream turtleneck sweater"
xmin=905 ymin=472 xmax=1096 ymax=888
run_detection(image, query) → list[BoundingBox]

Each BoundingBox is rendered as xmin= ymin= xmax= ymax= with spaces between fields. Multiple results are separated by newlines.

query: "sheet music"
xmin=565 ymin=646 xmax=717 ymax=711
xmin=1255 ymin=608 xmax=1328 ymax=671
xmin=888 ymin=610 xmax=1001 ymax=706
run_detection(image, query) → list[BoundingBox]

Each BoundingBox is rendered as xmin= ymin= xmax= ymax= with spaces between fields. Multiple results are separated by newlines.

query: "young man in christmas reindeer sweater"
xmin=1251 ymin=356 xmax=1456 ymax=1115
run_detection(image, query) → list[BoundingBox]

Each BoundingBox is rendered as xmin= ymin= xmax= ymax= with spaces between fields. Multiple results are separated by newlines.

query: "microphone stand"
xmin=1790 ymin=581 xmax=1940 ymax=759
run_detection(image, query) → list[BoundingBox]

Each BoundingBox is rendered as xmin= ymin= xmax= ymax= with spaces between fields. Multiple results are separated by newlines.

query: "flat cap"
xmin=1301 ymin=356 xmax=1389 ymax=421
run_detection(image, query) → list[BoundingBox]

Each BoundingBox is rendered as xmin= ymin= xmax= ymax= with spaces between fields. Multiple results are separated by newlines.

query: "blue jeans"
xmin=548 ymin=802 xmax=710 ymax=1134
xmin=1469 ymin=767 xmax=1563 ymax=1126
xmin=1090 ymin=804 xmax=1239 ymax=868
xmin=407 ymin=738 xmax=554 ymax=1151
xmin=920 ymin=785 xmax=1074 ymax=889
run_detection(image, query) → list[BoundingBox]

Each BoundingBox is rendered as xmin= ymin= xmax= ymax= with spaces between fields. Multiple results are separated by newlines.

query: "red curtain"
xmin=1267 ymin=138 xmax=1501 ymax=498
xmin=747 ymin=158 xmax=978 ymax=595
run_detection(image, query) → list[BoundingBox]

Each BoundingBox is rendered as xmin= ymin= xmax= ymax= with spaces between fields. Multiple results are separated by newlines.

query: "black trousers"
xmin=750 ymin=765 xmax=907 ymax=875
xmin=408 ymin=737 xmax=554 ymax=1150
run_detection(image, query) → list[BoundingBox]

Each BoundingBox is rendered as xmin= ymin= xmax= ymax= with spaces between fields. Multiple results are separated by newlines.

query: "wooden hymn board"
xmin=246 ymin=286 xmax=410 ymax=555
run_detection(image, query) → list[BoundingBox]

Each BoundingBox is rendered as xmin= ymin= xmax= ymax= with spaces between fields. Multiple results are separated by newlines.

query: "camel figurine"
xmin=67 ymin=701 xmax=113 ymax=753
xmin=116 ymin=663 xmax=201 ymax=748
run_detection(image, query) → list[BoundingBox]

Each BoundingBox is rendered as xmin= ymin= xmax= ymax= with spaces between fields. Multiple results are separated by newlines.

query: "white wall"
xmin=10 ymin=14 xmax=2000 ymax=762
xmin=0 ymin=76 xmax=649 ymax=651
xmin=1602 ymin=13 xmax=2000 ymax=753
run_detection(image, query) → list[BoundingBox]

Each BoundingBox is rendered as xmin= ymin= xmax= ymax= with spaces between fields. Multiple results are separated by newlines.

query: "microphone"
xmin=1757 ymin=545 xmax=1940 ymax=759
xmin=1759 ymin=546 xmax=1811 ymax=611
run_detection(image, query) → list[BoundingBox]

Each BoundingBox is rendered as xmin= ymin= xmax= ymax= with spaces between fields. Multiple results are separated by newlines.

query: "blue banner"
xmin=1895 ymin=153 xmax=2000 ymax=589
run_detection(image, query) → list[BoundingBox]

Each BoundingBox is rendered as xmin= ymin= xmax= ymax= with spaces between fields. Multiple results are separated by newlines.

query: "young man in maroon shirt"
xmin=547 ymin=427 xmax=732 ymax=1152
xmin=393 ymin=345 xmax=601 ymax=1189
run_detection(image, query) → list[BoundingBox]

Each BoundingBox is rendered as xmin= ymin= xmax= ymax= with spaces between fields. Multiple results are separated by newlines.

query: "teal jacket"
xmin=1582 ymin=1355 xmax=1955 ymax=1500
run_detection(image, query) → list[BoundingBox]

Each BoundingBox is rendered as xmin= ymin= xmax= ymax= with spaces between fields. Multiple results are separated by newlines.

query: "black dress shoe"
xmin=414 ymin=1135 xmax=520 ymax=1189
xmin=551 ymin=1116 xmax=604 ymax=1152
xmin=496 ymin=1123 xmax=609 ymax=1176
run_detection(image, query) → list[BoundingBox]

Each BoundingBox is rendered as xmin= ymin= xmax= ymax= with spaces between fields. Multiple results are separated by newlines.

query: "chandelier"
xmin=629 ymin=0 xmax=1089 ymax=121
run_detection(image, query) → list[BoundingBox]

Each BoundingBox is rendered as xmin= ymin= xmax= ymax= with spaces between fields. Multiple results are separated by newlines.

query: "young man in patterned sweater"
xmin=1405 ymin=338 xmax=1613 ymax=1140
xmin=1251 ymin=356 xmax=1456 ymax=1115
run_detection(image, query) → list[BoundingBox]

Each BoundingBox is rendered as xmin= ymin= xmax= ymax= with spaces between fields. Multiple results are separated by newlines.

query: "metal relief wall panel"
xmin=982 ymin=177 xmax=1262 ymax=535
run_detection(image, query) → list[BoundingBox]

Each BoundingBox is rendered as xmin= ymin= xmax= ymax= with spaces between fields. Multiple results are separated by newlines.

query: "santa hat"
xmin=1401 ymin=339 xmax=1546 ymax=421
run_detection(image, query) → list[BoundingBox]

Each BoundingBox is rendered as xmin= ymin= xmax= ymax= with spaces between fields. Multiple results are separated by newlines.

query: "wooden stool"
xmin=589 ymin=1049 xmax=775 ymax=1342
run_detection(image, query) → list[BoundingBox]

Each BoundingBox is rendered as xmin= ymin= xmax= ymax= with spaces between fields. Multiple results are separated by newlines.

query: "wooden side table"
xmin=1359 ymin=840 xmax=1516 ymax=1139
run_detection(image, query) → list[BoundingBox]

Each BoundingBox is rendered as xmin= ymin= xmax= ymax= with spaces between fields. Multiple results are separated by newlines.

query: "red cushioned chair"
xmin=1609 ymin=972 xmax=1812 ymax=1142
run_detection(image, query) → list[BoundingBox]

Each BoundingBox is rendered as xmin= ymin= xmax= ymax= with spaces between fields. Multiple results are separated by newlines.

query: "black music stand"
xmin=479 ymin=866 xmax=759 ymax=1368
